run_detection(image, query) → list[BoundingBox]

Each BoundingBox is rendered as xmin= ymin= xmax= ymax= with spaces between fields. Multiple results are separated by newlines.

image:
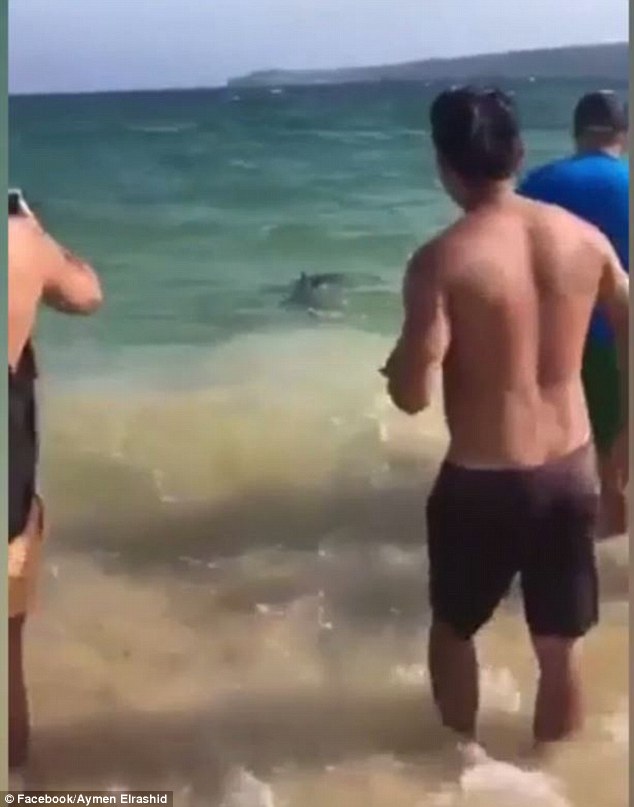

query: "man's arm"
xmin=597 ymin=236 xmax=629 ymax=485
xmin=598 ymin=237 xmax=629 ymax=422
xmin=382 ymin=245 xmax=450 ymax=415
xmin=25 ymin=218 xmax=103 ymax=315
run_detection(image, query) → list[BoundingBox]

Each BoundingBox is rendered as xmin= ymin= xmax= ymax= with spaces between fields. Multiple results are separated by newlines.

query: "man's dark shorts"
xmin=426 ymin=443 xmax=599 ymax=640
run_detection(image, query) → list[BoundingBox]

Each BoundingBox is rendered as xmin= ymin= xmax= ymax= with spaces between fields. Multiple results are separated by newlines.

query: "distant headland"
xmin=228 ymin=42 xmax=628 ymax=88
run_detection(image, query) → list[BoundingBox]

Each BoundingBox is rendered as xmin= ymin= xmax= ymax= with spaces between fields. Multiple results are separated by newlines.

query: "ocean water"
xmin=9 ymin=79 xmax=628 ymax=805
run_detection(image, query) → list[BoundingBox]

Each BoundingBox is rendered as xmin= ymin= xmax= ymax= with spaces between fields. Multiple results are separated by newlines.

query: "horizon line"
xmin=9 ymin=38 xmax=627 ymax=100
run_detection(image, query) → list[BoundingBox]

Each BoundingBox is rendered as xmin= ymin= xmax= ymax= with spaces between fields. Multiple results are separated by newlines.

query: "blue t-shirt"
xmin=519 ymin=152 xmax=629 ymax=345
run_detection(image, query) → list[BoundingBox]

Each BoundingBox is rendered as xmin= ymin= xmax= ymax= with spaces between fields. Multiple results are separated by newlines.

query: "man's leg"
xmin=426 ymin=466 xmax=516 ymax=741
xmin=531 ymin=636 xmax=583 ymax=744
xmin=428 ymin=620 xmax=478 ymax=738
xmin=8 ymin=498 xmax=44 ymax=770
xmin=522 ymin=445 xmax=599 ymax=746
xmin=9 ymin=614 xmax=29 ymax=769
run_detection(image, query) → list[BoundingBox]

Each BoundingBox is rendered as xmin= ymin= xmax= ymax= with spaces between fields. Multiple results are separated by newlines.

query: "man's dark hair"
xmin=573 ymin=91 xmax=628 ymax=139
xmin=430 ymin=86 xmax=522 ymax=182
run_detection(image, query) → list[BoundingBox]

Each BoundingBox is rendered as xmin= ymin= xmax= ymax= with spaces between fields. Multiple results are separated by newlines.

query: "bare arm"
xmin=382 ymin=246 xmax=450 ymax=415
xmin=28 ymin=219 xmax=103 ymax=315
xmin=597 ymin=239 xmax=629 ymax=422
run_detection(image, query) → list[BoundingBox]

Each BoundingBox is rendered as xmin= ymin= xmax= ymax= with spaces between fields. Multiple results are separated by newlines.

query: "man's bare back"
xmin=413 ymin=195 xmax=625 ymax=467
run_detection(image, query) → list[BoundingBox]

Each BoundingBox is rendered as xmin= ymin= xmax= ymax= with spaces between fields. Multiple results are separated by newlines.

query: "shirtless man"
xmin=9 ymin=195 xmax=103 ymax=770
xmin=382 ymin=88 xmax=628 ymax=747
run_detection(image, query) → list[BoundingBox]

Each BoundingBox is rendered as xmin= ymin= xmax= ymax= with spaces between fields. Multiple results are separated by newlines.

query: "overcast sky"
xmin=9 ymin=0 xmax=629 ymax=94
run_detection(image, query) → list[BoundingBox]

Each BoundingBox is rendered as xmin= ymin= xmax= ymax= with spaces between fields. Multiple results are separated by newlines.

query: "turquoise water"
xmin=10 ymin=79 xmax=622 ymax=372
xmin=11 ymin=78 xmax=619 ymax=518
xmin=10 ymin=80 xmax=629 ymax=803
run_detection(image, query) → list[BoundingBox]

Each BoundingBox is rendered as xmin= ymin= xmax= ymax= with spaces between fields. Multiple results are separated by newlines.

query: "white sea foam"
xmin=458 ymin=745 xmax=570 ymax=807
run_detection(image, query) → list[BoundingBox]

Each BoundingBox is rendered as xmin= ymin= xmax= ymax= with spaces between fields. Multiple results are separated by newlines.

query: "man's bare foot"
xmin=519 ymin=739 xmax=559 ymax=764
xmin=457 ymin=739 xmax=488 ymax=767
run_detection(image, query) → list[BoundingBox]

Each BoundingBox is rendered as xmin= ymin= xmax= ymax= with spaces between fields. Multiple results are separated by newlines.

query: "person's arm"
xmin=382 ymin=245 xmax=450 ymax=415
xmin=598 ymin=239 xmax=629 ymax=420
xmin=597 ymin=237 xmax=629 ymax=483
xmin=27 ymin=218 xmax=103 ymax=315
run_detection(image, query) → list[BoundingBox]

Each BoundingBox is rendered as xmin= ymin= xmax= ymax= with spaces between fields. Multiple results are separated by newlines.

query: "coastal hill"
xmin=228 ymin=42 xmax=628 ymax=88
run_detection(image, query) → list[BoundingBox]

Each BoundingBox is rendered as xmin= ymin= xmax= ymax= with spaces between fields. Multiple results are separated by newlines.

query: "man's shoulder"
xmin=522 ymin=157 xmax=569 ymax=180
xmin=408 ymin=227 xmax=461 ymax=275
xmin=525 ymin=154 xmax=627 ymax=186
xmin=407 ymin=221 xmax=485 ymax=296
xmin=531 ymin=194 xmax=597 ymax=230
xmin=593 ymin=157 xmax=630 ymax=194
xmin=519 ymin=157 xmax=579 ymax=194
xmin=533 ymin=197 xmax=612 ymax=259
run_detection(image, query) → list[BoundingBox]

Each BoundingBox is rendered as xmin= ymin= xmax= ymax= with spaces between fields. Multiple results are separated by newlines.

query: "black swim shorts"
xmin=426 ymin=443 xmax=600 ymax=640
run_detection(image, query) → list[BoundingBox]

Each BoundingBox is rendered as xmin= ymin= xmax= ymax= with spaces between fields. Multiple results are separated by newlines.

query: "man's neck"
xmin=461 ymin=181 xmax=516 ymax=213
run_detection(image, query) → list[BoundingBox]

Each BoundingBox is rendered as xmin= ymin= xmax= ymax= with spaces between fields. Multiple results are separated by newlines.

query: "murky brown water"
xmin=19 ymin=332 xmax=629 ymax=806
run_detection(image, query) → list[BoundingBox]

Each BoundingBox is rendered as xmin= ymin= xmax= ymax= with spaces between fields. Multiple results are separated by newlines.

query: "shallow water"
xmin=21 ymin=330 xmax=628 ymax=806
xmin=9 ymin=81 xmax=629 ymax=804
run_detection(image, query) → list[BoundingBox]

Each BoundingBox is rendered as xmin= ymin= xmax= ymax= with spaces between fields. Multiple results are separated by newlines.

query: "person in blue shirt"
xmin=520 ymin=91 xmax=629 ymax=537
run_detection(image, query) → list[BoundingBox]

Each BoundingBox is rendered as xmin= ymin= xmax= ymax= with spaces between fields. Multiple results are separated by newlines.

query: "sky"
xmin=9 ymin=0 xmax=629 ymax=95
